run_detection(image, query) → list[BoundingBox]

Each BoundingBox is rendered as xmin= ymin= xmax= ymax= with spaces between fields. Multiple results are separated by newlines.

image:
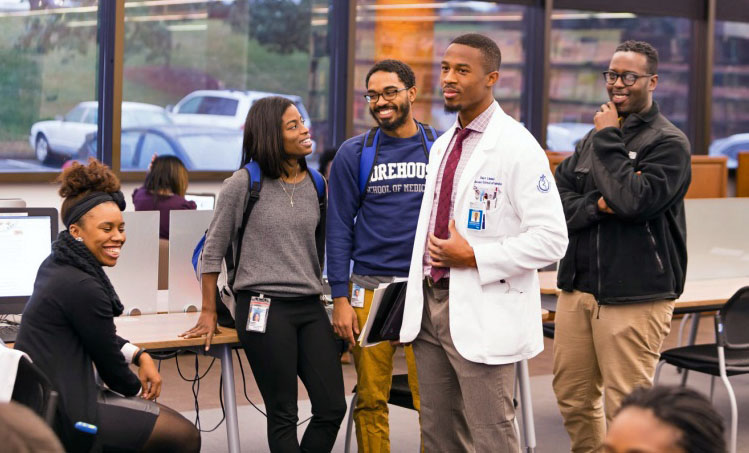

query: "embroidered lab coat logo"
xmin=537 ymin=174 xmax=550 ymax=193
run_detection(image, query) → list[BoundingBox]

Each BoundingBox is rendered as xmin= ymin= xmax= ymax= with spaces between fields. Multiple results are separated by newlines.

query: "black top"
xmin=15 ymin=255 xmax=141 ymax=452
xmin=555 ymin=102 xmax=691 ymax=304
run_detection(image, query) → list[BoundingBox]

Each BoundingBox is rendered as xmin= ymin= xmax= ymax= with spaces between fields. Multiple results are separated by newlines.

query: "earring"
xmin=75 ymin=236 xmax=83 ymax=242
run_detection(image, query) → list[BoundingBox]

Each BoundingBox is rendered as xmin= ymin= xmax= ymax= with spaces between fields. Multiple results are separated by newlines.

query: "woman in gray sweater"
xmin=182 ymin=96 xmax=346 ymax=453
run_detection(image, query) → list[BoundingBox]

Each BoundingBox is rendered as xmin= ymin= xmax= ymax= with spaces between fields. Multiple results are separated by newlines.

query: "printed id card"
xmin=351 ymin=284 xmax=365 ymax=308
xmin=247 ymin=295 xmax=271 ymax=333
xmin=467 ymin=202 xmax=485 ymax=231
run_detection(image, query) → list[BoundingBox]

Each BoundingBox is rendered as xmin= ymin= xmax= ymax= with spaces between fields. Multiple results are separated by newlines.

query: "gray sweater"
xmin=202 ymin=168 xmax=323 ymax=297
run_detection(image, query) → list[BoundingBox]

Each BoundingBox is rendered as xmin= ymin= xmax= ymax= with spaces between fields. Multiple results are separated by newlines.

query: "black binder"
xmin=366 ymin=281 xmax=408 ymax=343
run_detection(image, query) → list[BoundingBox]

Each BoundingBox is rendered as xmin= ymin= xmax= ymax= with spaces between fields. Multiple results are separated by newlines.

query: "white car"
xmin=169 ymin=90 xmax=315 ymax=145
xmin=29 ymin=101 xmax=172 ymax=164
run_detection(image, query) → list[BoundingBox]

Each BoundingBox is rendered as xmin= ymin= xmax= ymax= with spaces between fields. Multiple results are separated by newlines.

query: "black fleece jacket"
xmin=15 ymin=256 xmax=141 ymax=452
xmin=555 ymin=102 xmax=691 ymax=304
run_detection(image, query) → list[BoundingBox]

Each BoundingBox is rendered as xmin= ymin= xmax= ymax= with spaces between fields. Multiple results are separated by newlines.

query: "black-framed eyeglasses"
xmin=364 ymin=87 xmax=409 ymax=103
xmin=602 ymin=71 xmax=653 ymax=87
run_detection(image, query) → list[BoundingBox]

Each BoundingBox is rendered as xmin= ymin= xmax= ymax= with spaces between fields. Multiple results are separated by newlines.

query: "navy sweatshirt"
xmin=326 ymin=128 xmax=431 ymax=299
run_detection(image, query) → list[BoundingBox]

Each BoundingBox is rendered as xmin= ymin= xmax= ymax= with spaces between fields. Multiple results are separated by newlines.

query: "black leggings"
xmin=235 ymin=292 xmax=347 ymax=453
xmin=95 ymin=389 xmax=200 ymax=452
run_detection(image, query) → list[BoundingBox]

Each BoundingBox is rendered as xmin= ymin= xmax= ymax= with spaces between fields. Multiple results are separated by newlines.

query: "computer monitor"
xmin=185 ymin=193 xmax=216 ymax=210
xmin=0 ymin=208 xmax=58 ymax=315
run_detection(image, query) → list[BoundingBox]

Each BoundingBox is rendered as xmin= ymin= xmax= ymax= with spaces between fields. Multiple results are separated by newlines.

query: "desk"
xmin=114 ymin=313 xmax=242 ymax=453
xmin=538 ymin=271 xmax=749 ymax=313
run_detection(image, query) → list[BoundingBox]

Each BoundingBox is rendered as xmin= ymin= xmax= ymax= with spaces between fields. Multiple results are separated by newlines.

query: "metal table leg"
xmin=517 ymin=359 xmax=536 ymax=453
xmin=207 ymin=345 xmax=241 ymax=453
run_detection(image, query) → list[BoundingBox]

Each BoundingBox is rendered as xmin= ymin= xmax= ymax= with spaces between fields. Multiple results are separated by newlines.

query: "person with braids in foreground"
xmin=604 ymin=386 xmax=726 ymax=453
xmin=14 ymin=159 xmax=200 ymax=452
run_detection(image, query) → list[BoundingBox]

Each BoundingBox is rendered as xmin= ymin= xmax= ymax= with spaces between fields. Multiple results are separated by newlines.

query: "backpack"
xmin=192 ymin=161 xmax=326 ymax=327
xmin=358 ymin=122 xmax=437 ymax=196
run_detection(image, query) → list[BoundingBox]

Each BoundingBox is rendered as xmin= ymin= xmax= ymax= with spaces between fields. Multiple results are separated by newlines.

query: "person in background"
xmin=14 ymin=159 xmax=200 ymax=453
xmin=318 ymin=147 xmax=337 ymax=180
xmin=604 ymin=386 xmax=725 ymax=453
xmin=327 ymin=59 xmax=434 ymax=452
xmin=552 ymin=40 xmax=692 ymax=452
xmin=182 ymin=96 xmax=346 ymax=453
xmin=132 ymin=155 xmax=196 ymax=239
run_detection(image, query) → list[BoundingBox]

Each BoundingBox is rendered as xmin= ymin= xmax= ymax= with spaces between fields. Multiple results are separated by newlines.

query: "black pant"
xmin=235 ymin=292 xmax=347 ymax=453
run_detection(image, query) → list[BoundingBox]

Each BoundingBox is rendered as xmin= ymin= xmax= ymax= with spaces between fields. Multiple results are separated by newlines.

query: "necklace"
xmin=279 ymin=168 xmax=300 ymax=207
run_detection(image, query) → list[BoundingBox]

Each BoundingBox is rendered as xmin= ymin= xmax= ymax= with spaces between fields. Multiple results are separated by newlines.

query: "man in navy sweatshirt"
xmin=327 ymin=59 xmax=435 ymax=452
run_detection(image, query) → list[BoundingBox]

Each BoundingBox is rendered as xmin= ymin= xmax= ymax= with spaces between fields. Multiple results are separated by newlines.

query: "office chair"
xmin=654 ymin=286 xmax=749 ymax=453
xmin=11 ymin=355 xmax=59 ymax=426
xmin=343 ymin=373 xmax=415 ymax=453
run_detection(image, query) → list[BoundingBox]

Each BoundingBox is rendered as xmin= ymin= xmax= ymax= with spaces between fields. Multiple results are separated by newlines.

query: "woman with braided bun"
xmin=14 ymin=159 xmax=200 ymax=453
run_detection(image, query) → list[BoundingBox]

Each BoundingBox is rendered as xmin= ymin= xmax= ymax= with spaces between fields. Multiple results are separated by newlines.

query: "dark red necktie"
xmin=430 ymin=127 xmax=472 ymax=282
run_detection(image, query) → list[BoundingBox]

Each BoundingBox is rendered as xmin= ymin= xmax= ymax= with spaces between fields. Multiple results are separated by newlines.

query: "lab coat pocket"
xmin=478 ymin=290 xmax=533 ymax=357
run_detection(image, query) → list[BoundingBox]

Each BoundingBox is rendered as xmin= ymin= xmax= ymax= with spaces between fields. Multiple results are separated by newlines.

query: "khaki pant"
xmin=413 ymin=281 xmax=518 ymax=453
xmin=552 ymin=290 xmax=675 ymax=453
xmin=352 ymin=286 xmax=420 ymax=453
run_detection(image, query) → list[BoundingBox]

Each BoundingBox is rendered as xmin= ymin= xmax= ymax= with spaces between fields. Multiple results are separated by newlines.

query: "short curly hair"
xmin=615 ymin=40 xmax=659 ymax=74
xmin=58 ymin=158 xmax=120 ymax=223
xmin=365 ymin=59 xmax=416 ymax=89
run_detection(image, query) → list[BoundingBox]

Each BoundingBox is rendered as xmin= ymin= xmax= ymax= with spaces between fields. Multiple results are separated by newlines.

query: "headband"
xmin=63 ymin=191 xmax=126 ymax=228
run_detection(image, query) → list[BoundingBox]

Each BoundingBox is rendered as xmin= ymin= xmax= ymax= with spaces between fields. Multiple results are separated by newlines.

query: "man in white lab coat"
xmin=400 ymin=33 xmax=568 ymax=452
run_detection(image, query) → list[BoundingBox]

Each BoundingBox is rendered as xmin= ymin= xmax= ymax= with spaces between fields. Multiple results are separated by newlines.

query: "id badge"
xmin=351 ymin=284 xmax=365 ymax=308
xmin=467 ymin=202 xmax=485 ymax=231
xmin=247 ymin=295 xmax=271 ymax=333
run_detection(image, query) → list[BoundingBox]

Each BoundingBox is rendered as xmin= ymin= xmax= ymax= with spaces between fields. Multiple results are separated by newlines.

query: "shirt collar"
xmin=457 ymin=101 xmax=497 ymax=133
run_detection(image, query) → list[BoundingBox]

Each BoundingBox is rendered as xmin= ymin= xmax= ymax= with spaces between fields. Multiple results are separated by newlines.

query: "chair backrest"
xmin=716 ymin=286 xmax=749 ymax=349
xmin=11 ymin=356 xmax=58 ymax=426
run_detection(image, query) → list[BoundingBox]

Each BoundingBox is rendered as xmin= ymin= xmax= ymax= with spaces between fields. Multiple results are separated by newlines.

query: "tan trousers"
xmin=552 ymin=290 xmax=675 ymax=453
xmin=352 ymin=286 xmax=420 ymax=453
xmin=413 ymin=281 xmax=518 ymax=453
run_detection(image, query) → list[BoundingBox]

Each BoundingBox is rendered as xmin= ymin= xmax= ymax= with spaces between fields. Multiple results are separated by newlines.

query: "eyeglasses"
xmin=602 ymin=71 xmax=653 ymax=87
xmin=364 ymin=87 xmax=409 ymax=103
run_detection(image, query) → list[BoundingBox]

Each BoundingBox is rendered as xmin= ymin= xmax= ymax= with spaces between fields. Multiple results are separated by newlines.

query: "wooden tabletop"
xmin=113 ymin=310 xmax=552 ymax=349
xmin=538 ymin=271 xmax=749 ymax=309
xmin=114 ymin=312 xmax=239 ymax=350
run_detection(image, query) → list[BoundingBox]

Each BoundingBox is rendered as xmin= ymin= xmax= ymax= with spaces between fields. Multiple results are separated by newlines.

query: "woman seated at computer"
xmin=15 ymin=160 xmax=200 ymax=453
xmin=182 ymin=96 xmax=346 ymax=452
xmin=132 ymin=155 xmax=196 ymax=239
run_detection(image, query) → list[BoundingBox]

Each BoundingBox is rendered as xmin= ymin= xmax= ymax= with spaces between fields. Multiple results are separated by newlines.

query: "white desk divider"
xmin=168 ymin=210 xmax=214 ymax=313
xmin=104 ymin=211 xmax=159 ymax=315
xmin=685 ymin=198 xmax=749 ymax=280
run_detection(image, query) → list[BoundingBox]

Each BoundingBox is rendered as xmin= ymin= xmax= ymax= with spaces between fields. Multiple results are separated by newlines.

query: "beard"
xmin=369 ymin=100 xmax=410 ymax=132
xmin=444 ymin=103 xmax=461 ymax=114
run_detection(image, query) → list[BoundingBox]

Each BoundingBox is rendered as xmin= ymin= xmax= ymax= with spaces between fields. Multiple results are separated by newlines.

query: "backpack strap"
xmin=226 ymin=161 xmax=263 ymax=283
xmin=307 ymin=167 xmax=327 ymax=271
xmin=418 ymin=122 xmax=437 ymax=154
xmin=358 ymin=127 xmax=381 ymax=195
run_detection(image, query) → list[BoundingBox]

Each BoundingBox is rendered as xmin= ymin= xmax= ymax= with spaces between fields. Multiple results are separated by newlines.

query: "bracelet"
xmin=133 ymin=348 xmax=145 ymax=367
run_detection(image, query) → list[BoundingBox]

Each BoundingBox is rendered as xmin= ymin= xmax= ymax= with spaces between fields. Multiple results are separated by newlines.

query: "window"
xmin=121 ymin=0 xmax=331 ymax=172
xmin=120 ymin=131 xmax=144 ymax=169
xmin=547 ymin=10 xmax=692 ymax=151
xmin=710 ymin=20 xmax=749 ymax=168
xmin=353 ymin=1 xmax=527 ymax=135
xmin=0 ymin=2 xmax=99 ymax=172
xmin=137 ymin=133 xmax=174 ymax=170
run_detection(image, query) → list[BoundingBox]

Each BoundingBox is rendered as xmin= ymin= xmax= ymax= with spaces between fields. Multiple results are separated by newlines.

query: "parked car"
xmin=168 ymin=89 xmax=316 ymax=150
xmin=77 ymin=125 xmax=244 ymax=171
xmin=546 ymin=122 xmax=594 ymax=152
xmin=29 ymin=101 xmax=172 ymax=164
xmin=709 ymin=133 xmax=749 ymax=169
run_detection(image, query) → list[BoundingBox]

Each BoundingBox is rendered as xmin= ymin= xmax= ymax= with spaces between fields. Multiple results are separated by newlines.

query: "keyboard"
xmin=0 ymin=324 xmax=20 ymax=343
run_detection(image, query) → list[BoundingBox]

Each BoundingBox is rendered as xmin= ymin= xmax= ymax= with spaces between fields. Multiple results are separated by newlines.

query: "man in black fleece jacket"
xmin=551 ymin=40 xmax=691 ymax=453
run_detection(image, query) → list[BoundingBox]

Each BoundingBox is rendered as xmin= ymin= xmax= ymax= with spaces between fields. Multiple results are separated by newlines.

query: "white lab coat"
xmin=400 ymin=103 xmax=569 ymax=365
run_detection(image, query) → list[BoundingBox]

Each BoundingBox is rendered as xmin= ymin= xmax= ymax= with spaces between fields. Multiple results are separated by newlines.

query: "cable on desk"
xmin=171 ymin=351 xmax=225 ymax=432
